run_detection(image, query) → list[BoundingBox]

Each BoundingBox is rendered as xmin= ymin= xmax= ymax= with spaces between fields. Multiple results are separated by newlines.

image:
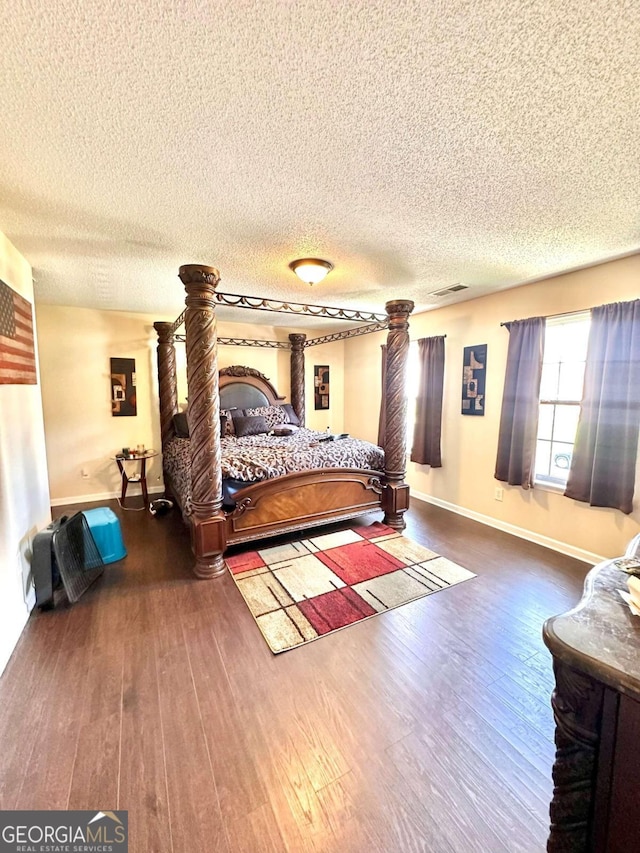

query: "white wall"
xmin=36 ymin=305 xmax=169 ymax=504
xmin=304 ymin=340 xmax=345 ymax=433
xmin=173 ymin=320 xmax=295 ymax=411
xmin=345 ymin=254 xmax=640 ymax=562
xmin=0 ymin=232 xmax=51 ymax=675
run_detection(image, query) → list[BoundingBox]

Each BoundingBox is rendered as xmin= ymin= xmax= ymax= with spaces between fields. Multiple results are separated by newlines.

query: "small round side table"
xmin=114 ymin=450 xmax=158 ymax=507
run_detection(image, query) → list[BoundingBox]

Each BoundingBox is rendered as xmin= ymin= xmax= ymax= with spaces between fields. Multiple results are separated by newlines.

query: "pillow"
xmin=173 ymin=412 xmax=189 ymax=438
xmin=174 ymin=412 xmax=230 ymax=438
xmin=244 ymin=405 xmax=288 ymax=429
xmin=281 ymin=403 xmax=300 ymax=426
xmin=233 ymin=414 xmax=270 ymax=437
xmin=221 ymin=408 xmax=239 ymax=436
xmin=271 ymin=425 xmax=299 ymax=436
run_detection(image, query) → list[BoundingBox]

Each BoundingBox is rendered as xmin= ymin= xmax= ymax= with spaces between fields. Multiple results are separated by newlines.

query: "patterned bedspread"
xmin=163 ymin=429 xmax=384 ymax=515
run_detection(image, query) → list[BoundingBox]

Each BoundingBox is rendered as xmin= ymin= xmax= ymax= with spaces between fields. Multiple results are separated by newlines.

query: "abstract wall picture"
xmin=0 ymin=279 xmax=37 ymax=385
xmin=111 ymin=357 xmax=137 ymax=416
xmin=314 ymin=364 xmax=330 ymax=410
xmin=461 ymin=344 xmax=487 ymax=415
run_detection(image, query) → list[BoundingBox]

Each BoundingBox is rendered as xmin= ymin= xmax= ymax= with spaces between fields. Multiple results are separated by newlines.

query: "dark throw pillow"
xmin=233 ymin=414 xmax=270 ymax=437
xmin=173 ymin=412 xmax=189 ymax=438
xmin=282 ymin=403 xmax=300 ymax=426
xmin=175 ymin=412 xmax=229 ymax=439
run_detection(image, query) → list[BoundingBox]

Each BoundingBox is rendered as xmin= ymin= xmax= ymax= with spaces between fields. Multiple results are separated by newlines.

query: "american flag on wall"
xmin=0 ymin=278 xmax=37 ymax=385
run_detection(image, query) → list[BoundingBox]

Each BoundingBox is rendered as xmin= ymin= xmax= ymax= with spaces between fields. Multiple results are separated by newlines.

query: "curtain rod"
xmin=379 ymin=335 xmax=447 ymax=344
xmin=500 ymin=307 xmax=591 ymax=327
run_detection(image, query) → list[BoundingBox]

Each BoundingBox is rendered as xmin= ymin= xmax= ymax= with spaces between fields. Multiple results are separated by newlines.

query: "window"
xmin=534 ymin=312 xmax=590 ymax=486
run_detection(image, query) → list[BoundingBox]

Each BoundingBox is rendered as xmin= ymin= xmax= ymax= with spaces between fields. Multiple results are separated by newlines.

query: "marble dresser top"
xmin=543 ymin=534 xmax=640 ymax=701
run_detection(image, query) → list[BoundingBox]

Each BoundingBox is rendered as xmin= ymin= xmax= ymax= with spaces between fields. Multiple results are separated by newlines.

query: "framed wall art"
xmin=314 ymin=364 xmax=330 ymax=410
xmin=111 ymin=357 xmax=137 ymax=416
xmin=0 ymin=278 xmax=37 ymax=385
xmin=461 ymin=344 xmax=487 ymax=416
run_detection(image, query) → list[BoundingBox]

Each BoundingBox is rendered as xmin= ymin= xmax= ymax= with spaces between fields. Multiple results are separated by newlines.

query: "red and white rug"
xmin=226 ymin=522 xmax=475 ymax=653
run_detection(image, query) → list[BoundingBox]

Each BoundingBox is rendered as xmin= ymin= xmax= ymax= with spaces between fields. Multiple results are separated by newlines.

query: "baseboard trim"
xmin=50 ymin=486 xmax=165 ymax=507
xmin=410 ymin=489 xmax=604 ymax=566
xmin=51 ymin=486 xmax=603 ymax=563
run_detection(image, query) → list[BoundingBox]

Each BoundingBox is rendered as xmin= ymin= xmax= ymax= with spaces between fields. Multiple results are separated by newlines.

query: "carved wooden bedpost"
xmin=289 ymin=333 xmax=306 ymax=426
xmin=153 ymin=321 xmax=179 ymax=455
xmin=382 ymin=299 xmax=414 ymax=530
xmin=179 ymin=264 xmax=227 ymax=579
xmin=547 ymin=661 xmax=604 ymax=852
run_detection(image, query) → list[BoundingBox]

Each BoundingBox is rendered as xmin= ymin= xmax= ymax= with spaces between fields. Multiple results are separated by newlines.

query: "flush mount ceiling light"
xmin=288 ymin=258 xmax=334 ymax=285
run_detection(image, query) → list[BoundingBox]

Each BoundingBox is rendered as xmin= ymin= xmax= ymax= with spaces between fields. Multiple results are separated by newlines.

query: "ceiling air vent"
xmin=429 ymin=283 xmax=469 ymax=297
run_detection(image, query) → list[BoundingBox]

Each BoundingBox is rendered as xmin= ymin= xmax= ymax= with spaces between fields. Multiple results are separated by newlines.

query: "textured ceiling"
xmin=0 ymin=0 xmax=638 ymax=328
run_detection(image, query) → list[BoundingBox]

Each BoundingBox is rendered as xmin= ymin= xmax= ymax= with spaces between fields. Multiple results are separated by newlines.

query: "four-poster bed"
xmin=155 ymin=263 xmax=413 ymax=578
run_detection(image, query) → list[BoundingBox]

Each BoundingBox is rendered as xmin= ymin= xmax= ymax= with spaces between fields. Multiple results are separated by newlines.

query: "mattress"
xmin=163 ymin=428 xmax=384 ymax=515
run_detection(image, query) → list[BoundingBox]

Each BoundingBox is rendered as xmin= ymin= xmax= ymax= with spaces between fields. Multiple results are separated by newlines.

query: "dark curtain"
xmin=494 ymin=317 xmax=545 ymax=488
xmin=411 ymin=336 xmax=445 ymax=467
xmin=565 ymin=299 xmax=640 ymax=514
xmin=377 ymin=344 xmax=387 ymax=447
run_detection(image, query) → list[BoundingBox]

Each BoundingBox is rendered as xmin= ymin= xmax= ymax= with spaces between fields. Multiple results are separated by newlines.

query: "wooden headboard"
xmin=219 ymin=366 xmax=286 ymax=411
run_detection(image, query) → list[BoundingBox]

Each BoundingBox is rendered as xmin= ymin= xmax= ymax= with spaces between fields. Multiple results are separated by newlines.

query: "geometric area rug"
xmin=225 ymin=522 xmax=476 ymax=654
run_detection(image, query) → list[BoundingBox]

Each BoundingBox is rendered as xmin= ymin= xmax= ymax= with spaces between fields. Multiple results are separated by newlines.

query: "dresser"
xmin=543 ymin=534 xmax=640 ymax=852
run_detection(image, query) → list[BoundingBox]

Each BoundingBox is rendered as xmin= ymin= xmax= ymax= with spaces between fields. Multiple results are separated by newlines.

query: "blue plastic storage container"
xmin=82 ymin=507 xmax=127 ymax=564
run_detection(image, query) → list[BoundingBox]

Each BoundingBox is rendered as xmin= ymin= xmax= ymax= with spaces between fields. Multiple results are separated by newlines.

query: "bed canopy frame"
xmin=154 ymin=264 xmax=413 ymax=579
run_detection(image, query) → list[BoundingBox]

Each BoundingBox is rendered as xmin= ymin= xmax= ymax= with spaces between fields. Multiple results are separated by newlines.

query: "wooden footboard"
xmin=163 ymin=466 xmax=387 ymax=553
xmin=225 ymin=468 xmax=384 ymax=546
xmin=225 ymin=468 xmax=384 ymax=544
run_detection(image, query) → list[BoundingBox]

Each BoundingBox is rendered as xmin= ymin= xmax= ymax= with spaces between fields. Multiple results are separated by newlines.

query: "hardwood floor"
xmin=0 ymin=498 xmax=589 ymax=852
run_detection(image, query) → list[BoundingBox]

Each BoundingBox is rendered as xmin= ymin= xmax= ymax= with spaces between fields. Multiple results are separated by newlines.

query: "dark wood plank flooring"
xmin=0 ymin=498 xmax=589 ymax=852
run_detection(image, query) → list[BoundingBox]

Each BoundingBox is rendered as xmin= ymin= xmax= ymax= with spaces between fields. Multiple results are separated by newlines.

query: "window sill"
xmin=534 ymin=479 xmax=566 ymax=495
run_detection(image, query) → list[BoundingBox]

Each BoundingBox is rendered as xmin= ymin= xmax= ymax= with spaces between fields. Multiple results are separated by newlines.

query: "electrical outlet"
xmin=494 ymin=486 xmax=504 ymax=501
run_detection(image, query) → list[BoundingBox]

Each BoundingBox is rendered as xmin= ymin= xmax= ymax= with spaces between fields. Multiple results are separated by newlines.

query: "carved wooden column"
xmin=289 ymin=333 xmax=306 ymax=427
xmin=153 ymin=321 xmax=179 ymax=456
xmin=179 ymin=264 xmax=227 ymax=579
xmin=382 ymin=299 xmax=414 ymax=530
xmin=547 ymin=662 xmax=605 ymax=852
